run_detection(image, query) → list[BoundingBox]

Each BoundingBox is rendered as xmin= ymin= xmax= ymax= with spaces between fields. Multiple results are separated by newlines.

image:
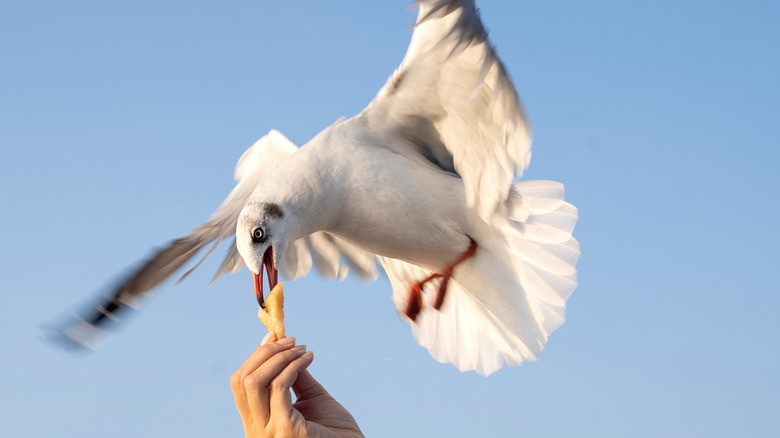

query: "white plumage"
xmin=57 ymin=0 xmax=579 ymax=376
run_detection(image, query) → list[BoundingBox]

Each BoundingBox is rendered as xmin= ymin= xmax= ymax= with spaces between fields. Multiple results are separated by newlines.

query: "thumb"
xmin=292 ymin=369 xmax=328 ymax=401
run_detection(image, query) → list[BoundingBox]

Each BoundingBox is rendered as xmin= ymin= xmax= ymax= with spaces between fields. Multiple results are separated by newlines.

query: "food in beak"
xmin=257 ymin=282 xmax=285 ymax=340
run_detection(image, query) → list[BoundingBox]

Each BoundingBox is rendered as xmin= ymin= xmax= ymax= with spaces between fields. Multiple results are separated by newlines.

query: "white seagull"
xmin=57 ymin=0 xmax=579 ymax=376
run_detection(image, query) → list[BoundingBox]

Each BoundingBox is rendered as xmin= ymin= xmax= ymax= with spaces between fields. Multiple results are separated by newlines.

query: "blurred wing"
xmin=280 ymin=232 xmax=379 ymax=283
xmin=365 ymin=0 xmax=531 ymax=220
xmin=52 ymin=130 xmax=298 ymax=347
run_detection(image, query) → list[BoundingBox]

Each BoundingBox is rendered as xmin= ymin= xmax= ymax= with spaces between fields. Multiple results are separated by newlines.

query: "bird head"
xmin=236 ymin=201 xmax=288 ymax=309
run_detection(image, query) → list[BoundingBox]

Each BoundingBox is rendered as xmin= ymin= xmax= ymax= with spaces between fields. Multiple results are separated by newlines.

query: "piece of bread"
xmin=257 ymin=282 xmax=285 ymax=340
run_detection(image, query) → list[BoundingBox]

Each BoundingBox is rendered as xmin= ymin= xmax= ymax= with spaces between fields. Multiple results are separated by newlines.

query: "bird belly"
xmin=327 ymin=147 xmax=472 ymax=271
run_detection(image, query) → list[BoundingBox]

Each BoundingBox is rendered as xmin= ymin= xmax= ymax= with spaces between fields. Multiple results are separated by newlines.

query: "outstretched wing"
xmin=51 ymin=130 xmax=298 ymax=347
xmin=364 ymin=0 xmax=531 ymax=221
xmin=52 ymin=130 xmax=376 ymax=348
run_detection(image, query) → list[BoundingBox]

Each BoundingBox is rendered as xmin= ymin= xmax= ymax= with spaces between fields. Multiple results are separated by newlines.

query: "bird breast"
xmin=323 ymin=132 xmax=473 ymax=271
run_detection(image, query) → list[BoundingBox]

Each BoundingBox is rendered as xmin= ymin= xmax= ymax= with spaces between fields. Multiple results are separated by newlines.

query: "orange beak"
xmin=252 ymin=246 xmax=278 ymax=309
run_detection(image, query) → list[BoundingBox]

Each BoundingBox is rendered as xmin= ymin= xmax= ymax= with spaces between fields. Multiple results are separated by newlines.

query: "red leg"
xmin=434 ymin=238 xmax=477 ymax=310
xmin=405 ymin=272 xmax=441 ymax=321
xmin=405 ymin=237 xmax=478 ymax=321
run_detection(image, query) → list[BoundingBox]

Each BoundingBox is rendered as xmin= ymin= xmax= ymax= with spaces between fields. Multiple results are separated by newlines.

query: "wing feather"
xmin=365 ymin=0 xmax=531 ymax=220
xmin=282 ymin=233 xmax=379 ymax=283
xmin=53 ymin=130 xmax=299 ymax=346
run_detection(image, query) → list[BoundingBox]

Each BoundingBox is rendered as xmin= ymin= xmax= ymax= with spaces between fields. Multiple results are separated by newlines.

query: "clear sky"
xmin=1 ymin=1 xmax=778 ymax=437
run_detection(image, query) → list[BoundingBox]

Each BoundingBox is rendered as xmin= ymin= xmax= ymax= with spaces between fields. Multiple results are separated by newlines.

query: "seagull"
xmin=55 ymin=0 xmax=579 ymax=376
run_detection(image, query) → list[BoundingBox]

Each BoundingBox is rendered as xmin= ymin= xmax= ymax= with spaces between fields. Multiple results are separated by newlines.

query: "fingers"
xmin=270 ymin=351 xmax=315 ymax=414
xmin=260 ymin=331 xmax=275 ymax=346
xmin=238 ymin=336 xmax=295 ymax=380
xmin=230 ymin=333 xmax=292 ymax=433
xmin=292 ymin=368 xmax=327 ymax=401
xmin=230 ymin=334 xmax=285 ymax=406
xmin=244 ymin=343 xmax=309 ymax=428
xmin=230 ymin=333 xmax=317 ymax=437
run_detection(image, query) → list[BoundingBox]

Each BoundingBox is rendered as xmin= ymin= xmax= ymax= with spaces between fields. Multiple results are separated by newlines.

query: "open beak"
xmin=252 ymin=246 xmax=278 ymax=309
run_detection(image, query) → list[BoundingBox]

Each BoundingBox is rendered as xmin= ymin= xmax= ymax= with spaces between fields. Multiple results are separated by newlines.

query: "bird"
xmin=53 ymin=0 xmax=579 ymax=376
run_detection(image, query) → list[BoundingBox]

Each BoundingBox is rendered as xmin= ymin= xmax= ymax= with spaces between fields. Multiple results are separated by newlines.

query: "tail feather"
xmin=380 ymin=179 xmax=578 ymax=375
xmin=379 ymin=256 xmax=513 ymax=374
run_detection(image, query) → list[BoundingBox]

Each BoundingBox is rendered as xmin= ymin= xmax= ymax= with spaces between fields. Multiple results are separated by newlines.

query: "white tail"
xmin=379 ymin=180 xmax=579 ymax=375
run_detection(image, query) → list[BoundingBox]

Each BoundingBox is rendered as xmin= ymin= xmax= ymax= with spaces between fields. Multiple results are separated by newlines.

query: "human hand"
xmin=230 ymin=333 xmax=364 ymax=438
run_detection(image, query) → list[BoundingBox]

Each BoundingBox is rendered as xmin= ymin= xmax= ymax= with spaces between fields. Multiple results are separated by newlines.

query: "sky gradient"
xmin=1 ymin=1 xmax=779 ymax=437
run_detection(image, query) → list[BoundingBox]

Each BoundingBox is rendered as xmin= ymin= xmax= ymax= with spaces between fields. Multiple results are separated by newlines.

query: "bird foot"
xmin=405 ymin=272 xmax=442 ymax=322
xmin=405 ymin=237 xmax=478 ymax=321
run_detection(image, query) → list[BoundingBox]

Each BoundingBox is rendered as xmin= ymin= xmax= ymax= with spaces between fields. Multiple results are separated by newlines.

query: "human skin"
xmin=230 ymin=333 xmax=364 ymax=438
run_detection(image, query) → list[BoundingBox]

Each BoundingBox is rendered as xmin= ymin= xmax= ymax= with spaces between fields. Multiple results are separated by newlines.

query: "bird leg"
xmin=405 ymin=237 xmax=478 ymax=321
xmin=405 ymin=272 xmax=442 ymax=322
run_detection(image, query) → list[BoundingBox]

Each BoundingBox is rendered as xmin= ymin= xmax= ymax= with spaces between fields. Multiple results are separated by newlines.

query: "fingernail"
xmin=291 ymin=345 xmax=307 ymax=353
xmin=278 ymin=337 xmax=296 ymax=346
xmin=261 ymin=332 xmax=275 ymax=346
xmin=302 ymin=351 xmax=314 ymax=360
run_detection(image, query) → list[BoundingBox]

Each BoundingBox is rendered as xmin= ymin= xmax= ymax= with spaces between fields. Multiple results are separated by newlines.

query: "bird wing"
xmin=111 ymin=129 xmax=299 ymax=308
xmin=363 ymin=0 xmax=531 ymax=221
xmin=54 ymin=130 xmax=376 ymax=347
xmin=280 ymin=232 xmax=378 ymax=283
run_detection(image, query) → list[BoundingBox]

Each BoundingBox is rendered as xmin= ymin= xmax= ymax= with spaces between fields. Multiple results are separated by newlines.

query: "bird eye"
xmin=252 ymin=227 xmax=264 ymax=243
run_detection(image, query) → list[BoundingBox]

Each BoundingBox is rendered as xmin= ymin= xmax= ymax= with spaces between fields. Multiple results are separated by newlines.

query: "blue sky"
xmin=1 ymin=1 xmax=778 ymax=437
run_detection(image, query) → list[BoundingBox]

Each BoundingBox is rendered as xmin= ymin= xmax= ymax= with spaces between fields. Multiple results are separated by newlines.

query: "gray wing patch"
xmin=48 ymin=224 xmax=238 ymax=350
xmin=401 ymin=116 xmax=459 ymax=177
xmin=47 ymin=129 xmax=302 ymax=350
